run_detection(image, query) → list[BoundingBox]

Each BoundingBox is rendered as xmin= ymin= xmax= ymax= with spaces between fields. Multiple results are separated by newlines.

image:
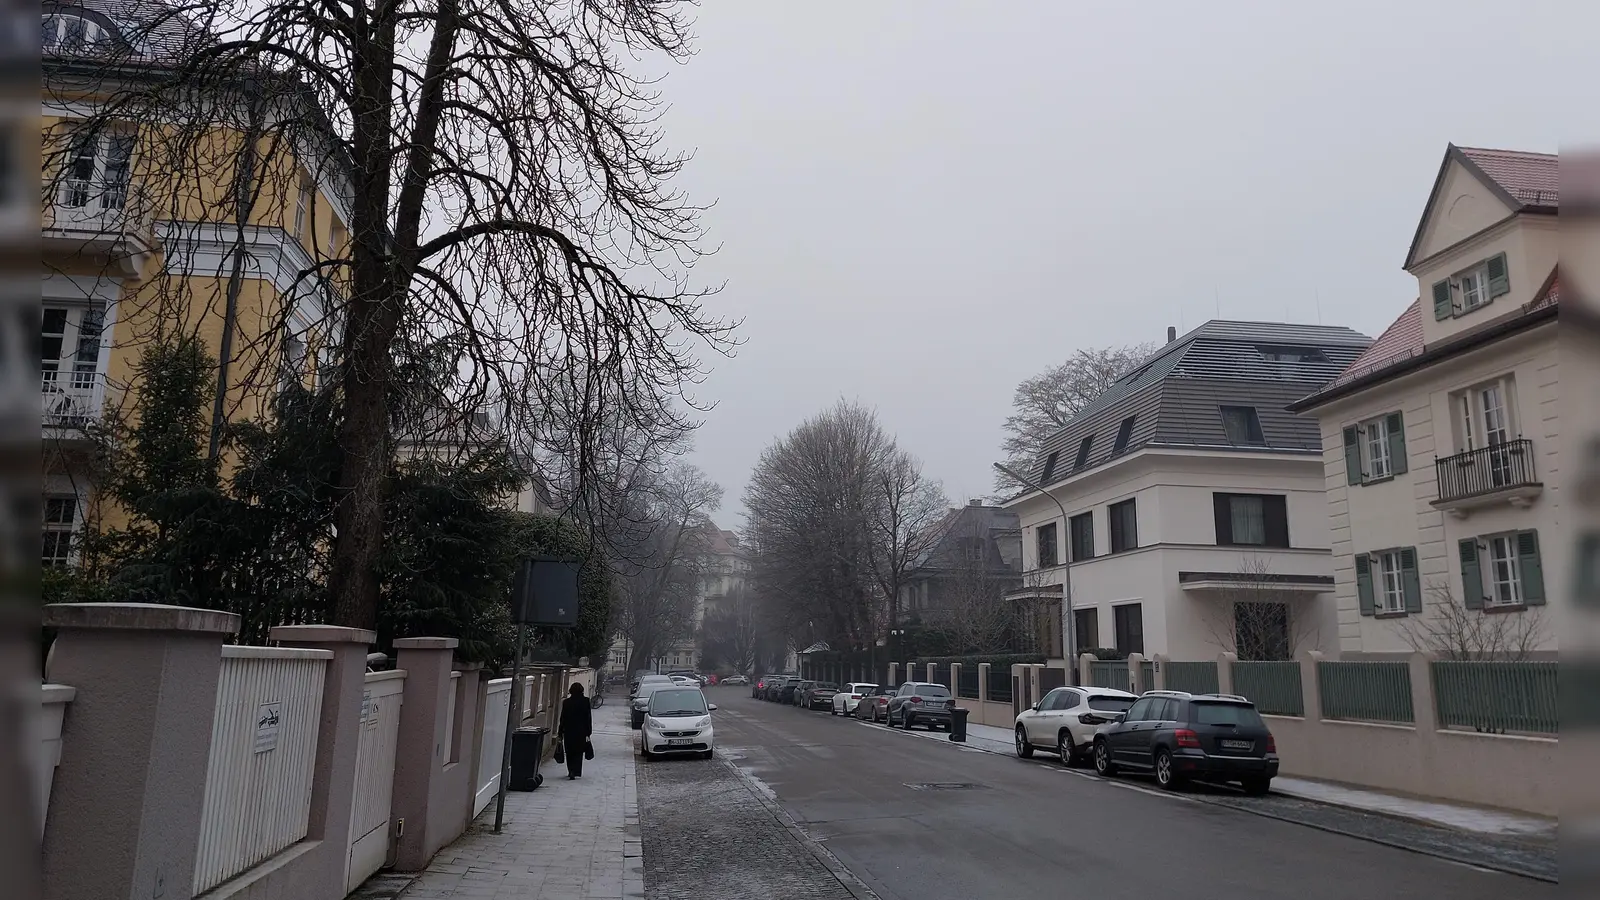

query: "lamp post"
xmin=994 ymin=462 xmax=1077 ymax=685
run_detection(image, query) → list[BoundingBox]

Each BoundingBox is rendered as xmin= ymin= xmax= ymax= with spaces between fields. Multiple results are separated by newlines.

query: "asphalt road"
xmin=704 ymin=689 xmax=1556 ymax=900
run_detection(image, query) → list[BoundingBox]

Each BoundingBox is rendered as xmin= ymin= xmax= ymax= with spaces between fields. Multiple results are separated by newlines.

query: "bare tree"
xmin=50 ymin=0 xmax=736 ymax=631
xmin=915 ymin=516 xmax=1019 ymax=654
xmin=608 ymin=463 xmax=722 ymax=673
xmin=1401 ymin=582 xmax=1548 ymax=662
xmin=1198 ymin=556 xmax=1322 ymax=661
xmin=995 ymin=343 xmax=1157 ymax=494
xmin=700 ymin=585 xmax=760 ymax=675
xmin=863 ymin=450 xmax=948 ymax=656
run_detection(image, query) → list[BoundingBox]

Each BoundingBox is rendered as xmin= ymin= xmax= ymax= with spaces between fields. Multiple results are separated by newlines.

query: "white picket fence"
xmin=194 ymin=646 xmax=330 ymax=895
xmin=475 ymin=678 xmax=513 ymax=817
xmin=35 ymin=684 xmax=75 ymax=835
xmin=345 ymin=669 xmax=406 ymax=892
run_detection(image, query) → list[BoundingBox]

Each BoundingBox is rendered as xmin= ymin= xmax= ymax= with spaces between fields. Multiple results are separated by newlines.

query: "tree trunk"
xmin=328 ymin=299 xmax=396 ymax=629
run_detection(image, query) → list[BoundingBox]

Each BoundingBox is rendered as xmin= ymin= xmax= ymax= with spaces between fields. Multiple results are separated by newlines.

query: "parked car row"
xmin=753 ymin=675 xmax=960 ymax=732
xmin=1014 ymin=686 xmax=1279 ymax=794
xmin=628 ymin=674 xmax=719 ymax=761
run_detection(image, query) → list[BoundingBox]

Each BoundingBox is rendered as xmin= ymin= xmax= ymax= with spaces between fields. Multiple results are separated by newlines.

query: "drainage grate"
xmin=903 ymin=782 xmax=983 ymax=791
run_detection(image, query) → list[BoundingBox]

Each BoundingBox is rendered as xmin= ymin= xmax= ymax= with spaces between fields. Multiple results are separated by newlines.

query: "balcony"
xmin=41 ymin=180 xmax=156 ymax=277
xmin=42 ymin=371 xmax=105 ymax=440
xmin=1432 ymin=439 xmax=1542 ymax=517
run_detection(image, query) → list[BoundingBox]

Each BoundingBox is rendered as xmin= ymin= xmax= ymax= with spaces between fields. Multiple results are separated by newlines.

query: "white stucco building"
xmin=1003 ymin=322 xmax=1372 ymax=662
xmin=1290 ymin=145 xmax=1575 ymax=659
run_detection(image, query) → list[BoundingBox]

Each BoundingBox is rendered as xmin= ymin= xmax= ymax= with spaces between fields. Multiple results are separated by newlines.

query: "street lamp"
xmin=994 ymin=461 xmax=1077 ymax=684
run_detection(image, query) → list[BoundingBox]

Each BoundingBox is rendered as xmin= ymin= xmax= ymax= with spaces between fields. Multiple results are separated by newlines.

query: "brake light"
xmin=909 ymin=696 xmax=922 ymax=703
xmin=850 ymin=694 xmax=860 ymax=700
xmin=1174 ymin=729 xmax=1201 ymax=748
xmin=1266 ymin=734 xmax=1277 ymax=754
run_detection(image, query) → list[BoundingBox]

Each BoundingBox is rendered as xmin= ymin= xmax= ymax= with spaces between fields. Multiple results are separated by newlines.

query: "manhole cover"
xmin=903 ymin=782 xmax=983 ymax=791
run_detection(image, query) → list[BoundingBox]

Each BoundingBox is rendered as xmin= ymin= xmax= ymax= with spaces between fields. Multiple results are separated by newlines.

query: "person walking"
xmin=557 ymin=682 xmax=593 ymax=780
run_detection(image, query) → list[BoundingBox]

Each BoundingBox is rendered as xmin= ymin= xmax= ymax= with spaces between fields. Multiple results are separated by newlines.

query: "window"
xmin=1068 ymin=511 xmax=1094 ymax=561
xmin=41 ymin=306 xmax=104 ymax=393
xmin=1458 ymin=532 xmax=1545 ymax=610
xmin=1087 ymin=696 xmax=1134 ymax=713
xmin=1041 ymin=689 xmax=1072 ymax=711
xmin=1256 ymin=345 xmax=1328 ymax=364
xmin=1212 ymin=493 xmax=1288 ymax=547
xmin=294 ymin=173 xmax=313 ymax=240
xmin=1343 ymin=412 xmax=1407 ymax=484
xmin=1113 ymin=603 xmax=1144 ymax=655
xmin=914 ymin=685 xmax=950 ymax=697
xmin=1108 ymin=498 xmax=1137 ymax=553
xmin=1073 ymin=608 xmax=1098 ymax=654
xmin=1146 ymin=698 xmax=1175 ymax=721
xmin=1191 ymin=702 xmax=1266 ymax=728
xmin=1073 ymin=434 xmax=1095 ymax=470
xmin=1123 ymin=697 xmax=1155 ymax=722
xmin=60 ymin=130 xmax=135 ymax=211
xmin=1039 ymin=450 xmax=1060 ymax=485
xmin=43 ymin=496 xmax=77 ymax=567
xmin=1036 ymin=521 xmax=1059 ymax=569
xmin=1453 ymin=376 xmax=1516 ymax=453
xmin=42 ymin=13 xmax=110 ymax=53
xmin=1220 ymin=405 xmax=1265 ymax=445
xmin=1112 ymin=416 xmax=1136 ymax=454
xmin=1432 ymin=253 xmax=1509 ymax=320
xmin=1355 ymin=546 xmax=1420 ymax=616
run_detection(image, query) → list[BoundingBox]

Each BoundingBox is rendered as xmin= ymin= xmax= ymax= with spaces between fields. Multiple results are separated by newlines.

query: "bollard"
xmin=949 ymin=707 xmax=970 ymax=743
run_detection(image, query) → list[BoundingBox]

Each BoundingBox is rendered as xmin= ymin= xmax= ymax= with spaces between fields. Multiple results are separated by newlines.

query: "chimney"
xmin=1166 ymin=325 xmax=1177 ymax=343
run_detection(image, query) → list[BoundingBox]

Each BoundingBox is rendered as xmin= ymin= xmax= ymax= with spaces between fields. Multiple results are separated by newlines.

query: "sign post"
xmin=493 ymin=555 xmax=581 ymax=834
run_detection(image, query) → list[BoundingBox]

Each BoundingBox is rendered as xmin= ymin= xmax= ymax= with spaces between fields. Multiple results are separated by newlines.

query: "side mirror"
xmin=707 ymin=704 xmax=718 ymax=711
xmin=1032 ymin=701 xmax=1043 ymax=712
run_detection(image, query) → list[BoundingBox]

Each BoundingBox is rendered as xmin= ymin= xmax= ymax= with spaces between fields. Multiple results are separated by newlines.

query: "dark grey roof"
xmin=1025 ymin=321 xmax=1371 ymax=488
xmin=909 ymin=503 xmax=1021 ymax=572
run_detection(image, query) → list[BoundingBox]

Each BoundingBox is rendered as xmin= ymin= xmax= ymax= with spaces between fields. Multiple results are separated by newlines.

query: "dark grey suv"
xmin=1091 ymin=691 xmax=1278 ymax=794
xmin=886 ymin=682 xmax=954 ymax=730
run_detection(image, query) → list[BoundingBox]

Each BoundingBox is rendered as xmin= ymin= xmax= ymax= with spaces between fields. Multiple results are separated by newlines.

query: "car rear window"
xmin=1191 ymin=702 xmax=1265 ymax=727
xmin=816 ymin=683 xmax=839 ymax=690
xmin=914 ymin=685 xmax=951 ymax=697
xmin=1088 ymin=697 xmax=1134 ymax=712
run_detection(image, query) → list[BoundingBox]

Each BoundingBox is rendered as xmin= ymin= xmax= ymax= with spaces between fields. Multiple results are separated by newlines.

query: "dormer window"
xmin=42 ymin=12 xmax=109 ymax=54
xmin=1432 ymin=252 xmax=1509 ymax=320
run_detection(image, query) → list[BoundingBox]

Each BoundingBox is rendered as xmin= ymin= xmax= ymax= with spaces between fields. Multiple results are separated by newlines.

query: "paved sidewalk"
xmin=401 ymin=702 xmax=643 ymax=900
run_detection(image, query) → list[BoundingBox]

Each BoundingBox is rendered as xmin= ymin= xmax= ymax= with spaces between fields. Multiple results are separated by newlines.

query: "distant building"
xmin=608 ymin=522 xmax=748 ymax=672
xmin=899 ymin=499 xmax=1024 ymax=650
xmin=1001 ymin=321 xmax=1371 ymax=662
xmin=1291 ymin=145 xmax=1575 ymax=659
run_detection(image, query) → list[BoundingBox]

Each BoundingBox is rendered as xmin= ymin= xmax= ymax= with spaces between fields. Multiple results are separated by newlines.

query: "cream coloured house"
xmin=1290 ymin=145 xmax=1574 ymax=658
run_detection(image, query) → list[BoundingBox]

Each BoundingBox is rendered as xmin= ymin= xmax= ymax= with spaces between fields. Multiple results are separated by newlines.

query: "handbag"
xmin=583 ymin=740 xmax=595 ymax=761
xmin=553 ymin=740 xmax=565 ymax=764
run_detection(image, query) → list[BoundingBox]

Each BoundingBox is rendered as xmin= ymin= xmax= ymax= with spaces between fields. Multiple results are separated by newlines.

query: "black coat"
xmin=558 ymin=695 xmax=592 ymax=742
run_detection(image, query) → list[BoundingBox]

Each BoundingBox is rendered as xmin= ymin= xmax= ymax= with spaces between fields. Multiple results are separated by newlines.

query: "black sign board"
xmin=510 ymin=555 xmax=582 ymax=626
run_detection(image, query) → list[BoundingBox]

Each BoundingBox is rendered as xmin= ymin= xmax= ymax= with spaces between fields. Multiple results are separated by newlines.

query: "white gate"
xmin=475 ymin=678 xmax=513 ymax=817
xmin=345 ymin=670 xmax=405 ymax=892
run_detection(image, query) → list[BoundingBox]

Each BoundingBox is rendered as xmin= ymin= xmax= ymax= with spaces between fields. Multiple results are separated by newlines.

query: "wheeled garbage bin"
xmin=949 ymin=707 xmax=969 ymax=743
xmin=509 ymin=726 xmax=548 ymax=790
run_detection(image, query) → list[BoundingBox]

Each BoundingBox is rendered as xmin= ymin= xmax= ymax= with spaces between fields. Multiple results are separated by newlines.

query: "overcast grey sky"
xmin=653 ymin=1 xmax=1584 ymax=523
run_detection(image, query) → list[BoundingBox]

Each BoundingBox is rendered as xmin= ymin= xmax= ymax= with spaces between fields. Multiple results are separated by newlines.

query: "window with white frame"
xmin=1361 ymin=415 xmax=1391 ymax=479
xmin=1484 ymin=534 xmax=1523 ymax=607
xmin=41 ymin=305 xmax=104 ymax=393
xmin=42 ymin=13 xmax=110 ymax=54
xmin=1374 ymin=549 xmax=1406 ymax=614
xmin=294 ymin=173 xmax=312 ymax=241
xmin=61 ymin=129 xmax=135 ymax=212
xmin=43 ymin=495 xmax=78 ymax=567
xmin=1432 ymin=253 xmax=1509 ymax=320
xmin=1452 ymin=376 xmax=1516 ymax=453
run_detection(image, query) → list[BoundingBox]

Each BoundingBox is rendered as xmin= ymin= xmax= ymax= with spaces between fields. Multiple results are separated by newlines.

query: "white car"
xmin=830 ymin=682 xmax=880 ymax=716
xmin=640 ymin=687 xmax=717 ymax=760
xmin=1014 ymin=685 xmax=1137 ymax=766
xmin=721 ymin=675 xmax=749 ymax=685
xmin=669 ymin=675 xmax=699 ymax=686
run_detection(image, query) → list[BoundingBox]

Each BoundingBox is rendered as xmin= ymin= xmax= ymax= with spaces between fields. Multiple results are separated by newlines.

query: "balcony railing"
xmin=41 ymin=371 xmax=105 ymax=431
xmin=1434 ymin=439 xmax=1540 ymax=506
xmin=42 ymin=180 xmax=156 ymax=275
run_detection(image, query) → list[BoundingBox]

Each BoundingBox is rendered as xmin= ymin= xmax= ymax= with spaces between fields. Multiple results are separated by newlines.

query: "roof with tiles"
xmin=1457 ymin=146 xmax=1559 ymax=208
xmin=1023 ymin=321 xmax=1371 ymax=490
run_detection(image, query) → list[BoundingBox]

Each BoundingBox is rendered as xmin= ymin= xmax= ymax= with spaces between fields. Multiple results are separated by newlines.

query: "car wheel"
xmin=1015 ymin=726 xmax=1034 ymax=759
xmin=903 ymin=712 xmax=916 ymax=730
xmin=1241 ymin=776 xmax=1272 ymax=796
xmin=1057 ymin=731 xmax=1076 ymax=766
xmin=1094 ymin=739 xmax=1118 ymax=776
xmin=829 ymin=705 xmax=837 ymax=716
xmin=1154 ymin=749 xmax=1183 ymax=790
xmin=640 ymin=746 xmax=652 ymax=761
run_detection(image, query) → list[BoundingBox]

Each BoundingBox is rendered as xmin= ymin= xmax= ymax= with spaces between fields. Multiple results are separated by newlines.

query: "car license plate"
xmin=1220 ymin=739 xmax=1253 ymax=751
xmin=667 ymin=738 xmax=692 ymax=746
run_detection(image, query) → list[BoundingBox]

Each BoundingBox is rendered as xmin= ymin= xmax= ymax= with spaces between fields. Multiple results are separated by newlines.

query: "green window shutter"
xmin=1343 ymin=426 xmax=1362 ymax=485
xmin=1385 ymin=412 xmax=1407 ymax=475
xmin=1486 ymin=253 xmax=1510 ymax=298
xmin=1355 ymin=554 xmax=1375 ymax=616
xmin=1518 ymin=530 xmax=1545 ymax=605
xmin=1459 ymin=539 xmax=1484 ymax=610
xmin=1400 ymin=547 xmax=1422 ymax=613
xmin=1432 ymin=279 xmax=1454 ymax=320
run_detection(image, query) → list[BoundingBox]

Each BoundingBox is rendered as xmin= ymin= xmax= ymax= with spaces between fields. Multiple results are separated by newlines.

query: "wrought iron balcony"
xmin=1432 ymin=439 xmax=1542 ymax=514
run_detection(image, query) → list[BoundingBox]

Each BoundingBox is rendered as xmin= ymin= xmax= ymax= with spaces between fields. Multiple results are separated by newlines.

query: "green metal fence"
xmin=1317 ymin=661 xmax=1414 ymax=724
xmin=1432 ymin=661 xmax=1558 ymax=735
xmin=1231 ymin=661 xmax=1304 ymax=716
xmin=1164 ymin=661 xmax=1219 ymax=695
xmin=1090 ymin=660 xmax=1129 ymax=690
xmin=1139 ymin=661 xmax=1155 ymax=693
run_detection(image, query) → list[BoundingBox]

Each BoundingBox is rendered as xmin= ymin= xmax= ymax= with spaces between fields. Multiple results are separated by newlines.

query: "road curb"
xmin=718 ymin=755 xmax=884 ymax=900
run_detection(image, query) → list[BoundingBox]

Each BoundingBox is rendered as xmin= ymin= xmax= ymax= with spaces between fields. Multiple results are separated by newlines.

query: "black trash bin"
xmin=509 ymin=726 xmax=548 ymax=791
xmin=949 ymin=707 xmax=969 ymax=743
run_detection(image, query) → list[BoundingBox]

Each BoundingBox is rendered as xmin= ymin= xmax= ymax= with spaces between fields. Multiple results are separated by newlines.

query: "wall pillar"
xmin=1217 ymin=652 xmax=1237 ymax=695
xmin=390 ymin=637 xmax=459 ymax=871
xmin=1151 ymin=654 xmax=1169 ymax=691
xmin=1077 ymin=652 xmax=1095 ymax=687
xmin=1127 ymin=652 xmax=1146 ymax=694
xmin=42 ymin=602 xmax=238 ymax=900
xmin=977 ymin=663 xmax=991 ymax=703
xmin=949 ymin=663 xmax=963 ymax=701
xmin=887 ymin=662 xmax=899 ymax=687
xmin=925 ymin=663 xmax=936 ymax=685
